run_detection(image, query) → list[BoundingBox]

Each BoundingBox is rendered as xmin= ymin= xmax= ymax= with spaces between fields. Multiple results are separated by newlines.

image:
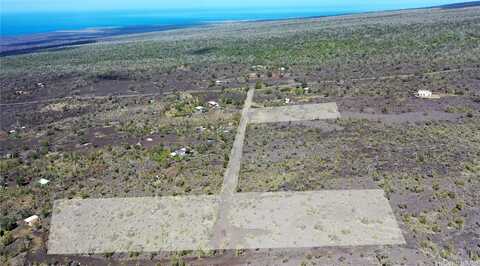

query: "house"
xmin=196 ymin=126 xmax=207 ymax=132
xmin=170 ymin=148 xmax=190 ymax=158
xmin=24 ymin=215 xmax=40 ymax=227
xmin=195 ymin=106 xmax=206 ymax=112
xmin=417 ymin=90 xmax=433 ymax=98
xmin=208 ymin=101 xmax=220 ymax=108
xmin=38 ymin=178 xmax=50 ymax=186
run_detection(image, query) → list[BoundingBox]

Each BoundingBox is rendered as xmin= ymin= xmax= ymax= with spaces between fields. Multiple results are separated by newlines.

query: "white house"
xmin=170 ymin=148 xmax=189 ymax=158
xmin=208 ymin=101 xmax=220 ymax=108
xmin=417 ymin=90 xmax=433 ymax=98
xmin=38 ymin=178 xmax=50 ymax=186
xmin=24 ymin=215 xmax=40 ymax=227
xmin=195 ymin=106 xmax=206 ymax=112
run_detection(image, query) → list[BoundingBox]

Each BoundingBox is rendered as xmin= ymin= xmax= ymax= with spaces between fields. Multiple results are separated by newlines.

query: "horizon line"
xmin=2 ymin=1 xmax=476 ymax=14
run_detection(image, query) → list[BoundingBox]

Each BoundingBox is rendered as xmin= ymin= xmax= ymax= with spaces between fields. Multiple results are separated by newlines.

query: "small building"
xmin=208 ymin=101 xmax=220 ymax=108
xmin=38 ymin=178 xmax=50 ymax=186
xmin=170 ymin=148 xmax=190 ymax=158
xmin=417 ymin=90 xmax=433 ymax=98
xmin=24 ymin=215 xmax=40 ymax=227
xmin=285 ymin=98 xmax=291 ymax=104
xmin=195 ymin=106 xmax=206 ymax=112
xmin=196 ymin=126 xmax=207 ymax=132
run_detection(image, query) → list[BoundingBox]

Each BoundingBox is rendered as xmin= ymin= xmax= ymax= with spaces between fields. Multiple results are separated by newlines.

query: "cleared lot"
xmin=48 ymin=190 xmax=404 ymax=254
xmin=248 ymin=102 xmax=340 ymax=123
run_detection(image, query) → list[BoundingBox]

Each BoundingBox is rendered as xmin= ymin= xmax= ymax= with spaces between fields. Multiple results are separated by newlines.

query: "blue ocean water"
xmin=0 ymin=3 xmax=454 ymax=37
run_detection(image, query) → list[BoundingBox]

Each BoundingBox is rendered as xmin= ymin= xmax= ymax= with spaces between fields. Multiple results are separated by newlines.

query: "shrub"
xmin=0 ymin=217 xmax=17 ymax=235
xmin=150 ymin=146 xmax=171 ymax=166
xmin=294 ymin=87 xmax=305 ymax=95
xmin=0 ymin=231 xmax=14 ymax=247
xmin=255 ymin=81 xmax=263 ymax=90
xmin=166 ymin=93 xmax=199 ymax=117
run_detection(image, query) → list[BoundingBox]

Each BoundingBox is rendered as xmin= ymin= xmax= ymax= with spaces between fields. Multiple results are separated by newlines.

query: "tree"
xmin=255 ymin=81 xmax=263 ymax=90
xmin=0 ymin=231 xmax=14 ymax=247
xmin=0 ymin=216 xmax=17 ymax=236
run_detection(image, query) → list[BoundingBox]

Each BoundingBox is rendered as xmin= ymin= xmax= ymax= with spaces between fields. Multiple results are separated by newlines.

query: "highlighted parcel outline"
xmin=48 ymin=190 xmax=405 ymax=254
xmin=248 ymin=102 xmax=340 ymax=124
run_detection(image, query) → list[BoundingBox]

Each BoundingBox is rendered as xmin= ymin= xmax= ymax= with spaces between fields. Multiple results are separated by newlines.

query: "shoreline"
xmin=0 ymin=24 xmax=203 ymax=57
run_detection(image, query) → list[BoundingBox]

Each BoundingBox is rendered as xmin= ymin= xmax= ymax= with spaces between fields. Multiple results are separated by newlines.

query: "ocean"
xmin=0 ymin=3 xmax=455 ymax=37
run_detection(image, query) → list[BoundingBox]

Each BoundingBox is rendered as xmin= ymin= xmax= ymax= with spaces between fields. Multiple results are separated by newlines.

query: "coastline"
xmin=0 ymin=24 xmax=203 ymax=56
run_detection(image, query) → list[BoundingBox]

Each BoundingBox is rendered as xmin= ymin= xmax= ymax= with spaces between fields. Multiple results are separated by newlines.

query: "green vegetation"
xmin=165 ymin=93 xmax=201 ymax=117
xmin=149 ymin=146 xmax=171 ymax=166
